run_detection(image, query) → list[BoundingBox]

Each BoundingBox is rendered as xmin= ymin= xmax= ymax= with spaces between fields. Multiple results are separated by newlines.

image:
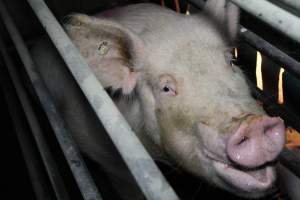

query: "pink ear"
xmin=65 ymin=14 xmax=144 ymax=95
xmin=202 ymin=0 xmax=240 ymax=43
xmin=121 ymin=70 xmax=138 ymax=95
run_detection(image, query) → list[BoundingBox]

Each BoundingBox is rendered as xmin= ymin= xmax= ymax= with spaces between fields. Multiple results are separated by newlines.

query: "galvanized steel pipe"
xmin=229 ymin=0 xmax=300 ymax=43
xmin=0 ymin=2 xmax=103 ymax=200
xmin=0 ymin=34 xmax=70 ymax=200
xmin=0 ymin=73 xmax=54 ymax=200
xmin=25 ymin=0 xmax=179 ymax=199
xmin=279 ymin=148 xmax=300 ymax=179
xmin=281 ymin=0 xmax=300 ymax=13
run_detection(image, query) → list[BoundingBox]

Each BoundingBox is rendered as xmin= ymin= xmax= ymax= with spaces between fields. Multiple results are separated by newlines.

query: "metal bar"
xmin=0 ymin=2 xmax=103 ymax=200
xmin=281 ymin=0 xmax=300 ymax=13
xmin=240 ymin=27 xmax=300 ymax=80
xmin=188 ymin=0 xmax=206 ymax=10
xmin=249 ymin=81 xmax=300 ymax=133
xmin=0 ymin=71 xmax=54 ymax=200
xmin=25 ymin=0 xmax=179 ymax=199
xmin=0 ymin=34 xmax=70 ymax=200
xmin=279 ymin=148 xmax=300 ymax=179
xmin=249 ymin=83 xmax=300 ymax=178
xmin=187 ymin=2 xmax=300 ymax=79
xmin=229 ymin=0 xmax=300 ymax=43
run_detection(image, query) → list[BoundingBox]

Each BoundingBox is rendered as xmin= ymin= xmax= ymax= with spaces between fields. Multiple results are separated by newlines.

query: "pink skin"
xmin=199 ymin=115 xmax=285 ymax=193
xmin=226 ymin=116 xmax=285 ymax=168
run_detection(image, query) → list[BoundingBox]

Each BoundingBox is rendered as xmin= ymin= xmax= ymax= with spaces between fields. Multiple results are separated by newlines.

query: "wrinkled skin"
xmin=31 ymin=2 xmax=286 ymax=199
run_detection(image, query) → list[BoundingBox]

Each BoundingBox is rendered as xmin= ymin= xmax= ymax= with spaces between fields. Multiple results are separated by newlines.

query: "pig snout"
xmin=226 ymin=116 xmax=285 ymax=168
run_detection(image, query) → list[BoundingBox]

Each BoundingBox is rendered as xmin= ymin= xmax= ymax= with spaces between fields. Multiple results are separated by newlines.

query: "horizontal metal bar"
xmin=229 ymin=0 xmax=300 ymax=43
xmin=0 ymin=72 xmax=54 ymax=200
xmin=239 ymin=27 xmax=300 ymax=80
xmin=0 ymin=2 xmax=103 ymax=200
xmin=25 ymin=0 xmax=179 ymax=199
xmin=0 ymin=33 xmax=70 ymax=200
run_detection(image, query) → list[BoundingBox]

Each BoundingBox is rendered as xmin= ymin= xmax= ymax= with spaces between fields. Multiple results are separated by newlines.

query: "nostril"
xmin=226 ymin=116 xmax=285 ymax=168
xmin=237 ymin=136 xmax=249 ymax=145
xmin=264 ymin=125 xmax=275 ymax=137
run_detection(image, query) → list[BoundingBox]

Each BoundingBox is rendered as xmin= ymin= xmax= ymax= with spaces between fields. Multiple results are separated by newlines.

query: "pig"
xmin=31 ymin=1 xmax=286 ymax=199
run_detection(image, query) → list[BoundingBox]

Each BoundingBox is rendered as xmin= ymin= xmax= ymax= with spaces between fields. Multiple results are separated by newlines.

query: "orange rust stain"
xmin=286 ymin=127 xmax=300 ymax=149
xmin=174 ymin=0 xmax=180 ymax=13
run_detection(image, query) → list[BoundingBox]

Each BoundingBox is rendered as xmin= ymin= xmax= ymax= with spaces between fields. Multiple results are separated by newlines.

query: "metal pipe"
xmin=279 ymin=148 xmax=300 ymax=179
xmin=25 ymin=0 xmax=179 ymax=199
xmin=249 ymin=83 xmax=300 ymax=178
xmin=0 ymin=2 xmax=103 ymax=200
xmin=239 ymin=27 xmax=300 ymax=80
xmin=188 ymin=0 xmax=206 ymax=10
xmin=281 ymin=0 xmax=300 ymax=13
xmin=229 ymin=0 xmax=300 ymax=43
xmin=0 ymin=34 xmax=70 ymax=200
xmin=0 ymin=70 xmax=54 ymax=200
xmin=187 ymin=2 xmax=300 ymax=79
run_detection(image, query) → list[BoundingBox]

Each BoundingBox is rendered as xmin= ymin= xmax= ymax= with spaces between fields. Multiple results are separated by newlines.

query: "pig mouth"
xmin=213 ymin=159 xmax=276 ymax=193
xmin=197 ymin=115 xmax=284 ymax=196
xmin=202 ymin=148 xmax=276 ymax=194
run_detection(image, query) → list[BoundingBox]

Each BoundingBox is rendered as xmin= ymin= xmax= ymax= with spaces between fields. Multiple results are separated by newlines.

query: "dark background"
xmin=0 ymin=0 xmax=299 ymax=199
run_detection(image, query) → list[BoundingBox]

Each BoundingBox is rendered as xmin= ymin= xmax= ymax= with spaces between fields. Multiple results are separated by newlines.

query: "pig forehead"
xmin=142 ymin=17 xmax=233 ymax=79
xmin=145 ymin=45 xmax=230 ymax=78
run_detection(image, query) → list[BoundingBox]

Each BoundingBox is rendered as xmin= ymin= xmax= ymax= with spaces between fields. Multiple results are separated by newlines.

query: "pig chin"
xmin=212 ymin=161 xmax=277 ymax=198
xmin=196 ymin=115 xmax=285 ymax=198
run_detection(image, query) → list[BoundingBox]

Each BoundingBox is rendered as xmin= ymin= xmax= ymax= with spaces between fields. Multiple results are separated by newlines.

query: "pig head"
xmin=62 ymin=1 xmax=285 ymax=198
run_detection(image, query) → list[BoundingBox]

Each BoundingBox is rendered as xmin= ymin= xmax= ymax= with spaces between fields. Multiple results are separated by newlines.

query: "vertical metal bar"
xmin=229 ymin=0 xmax=300 ymax=43
xmin=0 ymin=71 xmax=54 ymax=200
xmin=0 ymin=34 xmax=70 ymax=200
xmin=25 ymin=0 xmax=179 ymax=199
xmin=0 ymin=2 xmax=103 ymax=200
xmin=174 ymin=0 xmax=180 ymax=12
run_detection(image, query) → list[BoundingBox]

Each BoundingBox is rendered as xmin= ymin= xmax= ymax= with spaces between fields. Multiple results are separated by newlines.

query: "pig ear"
xmin=203 ymin=0 xmax=240 ymax=43
xmin=64 ymin=14 xmax=144 ymax=95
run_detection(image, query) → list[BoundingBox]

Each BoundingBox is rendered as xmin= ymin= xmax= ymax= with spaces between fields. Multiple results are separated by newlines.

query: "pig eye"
xmin=163 ymin=86 xmax=170 ymax=92
xmin=161 ymin=84 xmax=177 ymax=96
xmin=159 ymin=74 xmax=177 ymax=96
